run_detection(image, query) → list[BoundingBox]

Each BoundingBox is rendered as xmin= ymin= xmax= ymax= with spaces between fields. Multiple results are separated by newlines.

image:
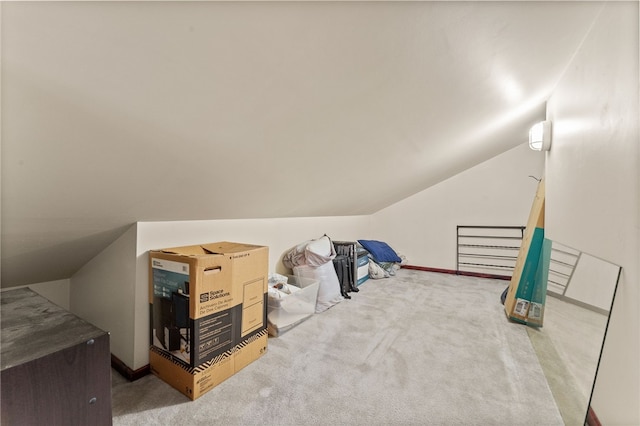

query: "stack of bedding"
xmin=283 ymin=235 xmax=344 ymax=313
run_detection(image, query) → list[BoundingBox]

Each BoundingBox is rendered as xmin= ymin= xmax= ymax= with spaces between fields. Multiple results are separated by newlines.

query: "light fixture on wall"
xmin=529 ymin=121 xmax=552 ymax=151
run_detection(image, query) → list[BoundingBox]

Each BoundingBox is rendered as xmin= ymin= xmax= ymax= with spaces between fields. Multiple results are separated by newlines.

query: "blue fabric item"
xmin=357 ymin=240 xmax=402 ymax=263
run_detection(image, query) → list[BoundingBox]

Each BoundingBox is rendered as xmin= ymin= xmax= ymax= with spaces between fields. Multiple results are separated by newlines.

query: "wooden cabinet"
xmin=1 ymin=288 xmax=112 ymax=426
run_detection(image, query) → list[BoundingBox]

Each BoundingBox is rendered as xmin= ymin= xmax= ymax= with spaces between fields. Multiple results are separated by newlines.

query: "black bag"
xmin=332 ymin=254 xmax=353 ymax=299
xmin=332 ymin=242 xmax=360 ymax=293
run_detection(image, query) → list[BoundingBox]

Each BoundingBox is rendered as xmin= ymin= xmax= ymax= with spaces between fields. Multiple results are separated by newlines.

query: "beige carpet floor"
xmin=111 ymin=269 xmax=564 ymax=425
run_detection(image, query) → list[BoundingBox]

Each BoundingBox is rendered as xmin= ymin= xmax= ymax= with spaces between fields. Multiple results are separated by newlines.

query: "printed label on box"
xmin=243 ymin=278 xmax=264 ymax=306
xmin=194 ymin=310 xmax=235 ymax=364
xmin=152 ymin=259 xmax=190 ymax=297
xmin=241 ymin=302 xmax=264 ymax=336
xmin=528 ymin=302 xmax=543 ymax=320
xmin=152 ymin=258 xmax=190 ymax=274
xmin=514 ymin=298 xmax=530 ymax=316
xmin=151 ymin=259 xmax=193 ymax=363
xmin=198 ymin=267 xmax=234 ymax=317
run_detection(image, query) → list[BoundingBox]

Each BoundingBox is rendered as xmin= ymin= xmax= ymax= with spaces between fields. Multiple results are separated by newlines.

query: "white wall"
xmin=370 ymin=143 xmax=544 ymax=269
xmin=70 ymin=224 xmax=138 ymax=368
xmin=545 ymin=2 xmax=639 ymax=423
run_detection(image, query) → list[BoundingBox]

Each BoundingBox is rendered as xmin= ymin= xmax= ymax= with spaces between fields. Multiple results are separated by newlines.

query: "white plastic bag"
xmin=293 ymin=262 xmax=343 ymax=313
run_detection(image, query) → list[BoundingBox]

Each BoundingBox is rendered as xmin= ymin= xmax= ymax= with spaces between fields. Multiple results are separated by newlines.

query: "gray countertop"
xmin=1 ymin=288 xmax=107 ymax=370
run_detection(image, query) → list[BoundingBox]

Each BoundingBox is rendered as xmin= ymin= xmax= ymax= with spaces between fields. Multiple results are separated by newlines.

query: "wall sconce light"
xmin=529 ymin=121 xmax=552 ymax=151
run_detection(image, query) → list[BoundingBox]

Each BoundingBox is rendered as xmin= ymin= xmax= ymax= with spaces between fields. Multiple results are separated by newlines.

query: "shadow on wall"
xmin=1 ymin=224 xmax=133 ymax=288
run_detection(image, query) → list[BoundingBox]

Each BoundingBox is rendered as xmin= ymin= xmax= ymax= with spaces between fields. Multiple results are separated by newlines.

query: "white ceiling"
xmin=1 ymin=1 xmax=604 ymax=287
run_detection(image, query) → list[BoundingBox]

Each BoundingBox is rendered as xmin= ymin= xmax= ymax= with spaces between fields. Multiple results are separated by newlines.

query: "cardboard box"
xmin=149 ymin=242 xmax=268 ymax=369
xmin=267 ymin=275 xmax=319 ymax=337
xmin=149 ymin=330 xmax=268 ymax=400
xmin=356 ymin=251 xmax=370 ymax=286
xmin=504 ymin=179 xmax=549 ymax=327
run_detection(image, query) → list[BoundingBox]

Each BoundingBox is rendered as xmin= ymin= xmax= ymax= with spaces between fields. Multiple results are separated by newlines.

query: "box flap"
xmin=156 ymin=245 xmax=210 ymax=256
xmin=152 ymin=242 xmax=266 ymax=257
xmin=200 ymin=242 xmax=265 ymax=255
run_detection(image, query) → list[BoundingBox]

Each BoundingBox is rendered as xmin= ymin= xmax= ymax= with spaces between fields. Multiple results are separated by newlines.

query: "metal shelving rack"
xmin=456 ymin=225 xmax=526 ymax=278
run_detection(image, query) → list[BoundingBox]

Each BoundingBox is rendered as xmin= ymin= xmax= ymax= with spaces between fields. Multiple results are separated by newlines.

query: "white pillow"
xmin=306 ymin=235 xmax=332 ymax=256
xmin=283 ymin=236 xmax=336 ymax=269
xmin=304 ymin=236 xmax=336 ymax=267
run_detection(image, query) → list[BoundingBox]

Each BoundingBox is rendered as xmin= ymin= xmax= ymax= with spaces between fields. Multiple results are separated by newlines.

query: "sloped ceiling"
xmin=1 ymin=1 xmax=604 ymax=287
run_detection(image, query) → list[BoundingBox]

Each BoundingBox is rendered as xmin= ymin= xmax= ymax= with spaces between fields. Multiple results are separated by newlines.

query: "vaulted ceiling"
xmin=1 ymin=1 xmax=605 ymax=287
